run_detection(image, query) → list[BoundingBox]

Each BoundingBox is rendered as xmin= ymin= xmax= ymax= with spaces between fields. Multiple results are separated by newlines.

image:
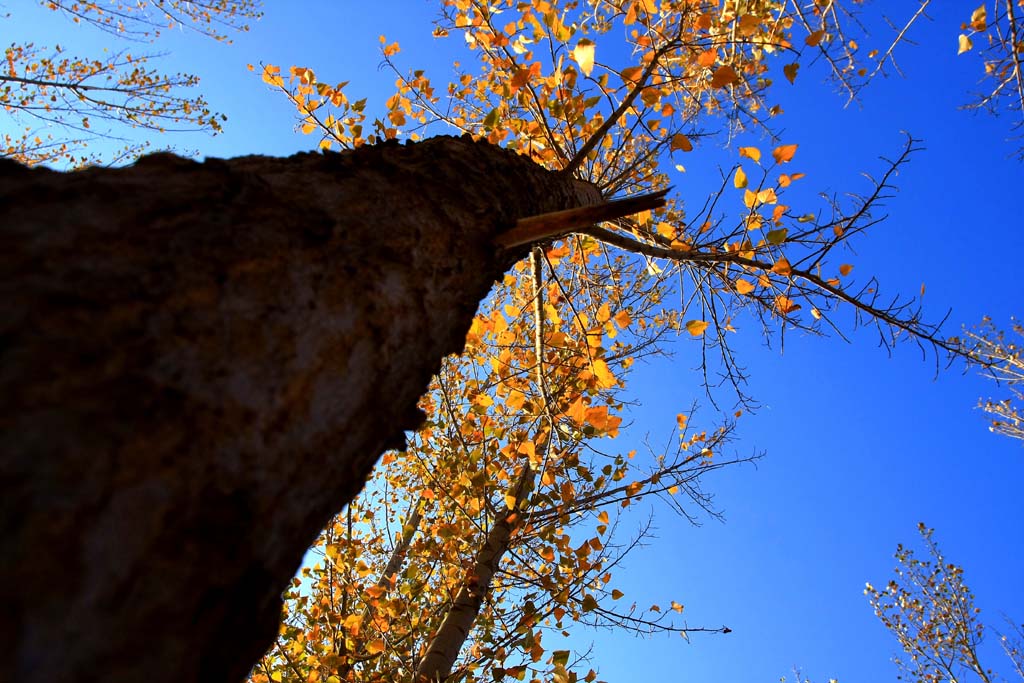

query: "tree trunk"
xmin=0 ymin=136 xmax=600 ymax=683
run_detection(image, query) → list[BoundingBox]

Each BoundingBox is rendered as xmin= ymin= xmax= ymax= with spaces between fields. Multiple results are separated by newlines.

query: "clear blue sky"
xmin=18 ymin=3 xmax=1024 ymax=681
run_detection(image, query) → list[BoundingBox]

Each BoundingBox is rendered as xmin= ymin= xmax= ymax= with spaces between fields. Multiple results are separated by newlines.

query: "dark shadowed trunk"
xmin=0 ymin=136 xmax=601 ymax=683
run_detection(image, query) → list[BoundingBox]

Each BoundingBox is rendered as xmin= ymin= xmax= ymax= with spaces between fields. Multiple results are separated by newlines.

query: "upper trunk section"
xmin=0 ymin=136 xmax=600 ymax=683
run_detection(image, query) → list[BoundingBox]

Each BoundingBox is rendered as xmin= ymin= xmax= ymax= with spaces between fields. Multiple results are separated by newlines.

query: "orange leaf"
xmin=671 ymin=134 xmax=693 ymax=152
xmin=783 ymin=62 xmax=799 ymax=84
xmin=739 ymin=146 xmax=761 ymax=164
xmin=805 ymin=30 xmax=825 ymax=47
xmin=711 ymin=64 xmax=739 ymax=88
xmin=734 ymin=165 xmax=747 ymax=188
xmin=772 ymin=144 xmax=798 ymax=164
xmin=365 ymin=639 xmax=386 ymax=655
xmin=620 ymin=66 xmax=643 ymax=84
xmin=685 ymin=319 xmax=709 ymax=337
xmin=735 ymin=278 xmax=755 ymax=294
xmin=839 ymin=263 xmax=854 ymax=276
xmin=774 ymin=295 xmax=800 ymax=314
xmin=771 ymin=257 xmax=792 ymax=276
xmin=584 ymin=405 xmax=610 ymax=430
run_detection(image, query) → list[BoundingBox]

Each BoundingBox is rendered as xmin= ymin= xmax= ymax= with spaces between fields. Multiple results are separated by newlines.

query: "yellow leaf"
xmin=685 ymin=319 xmax=709 ymax=337
xmin=772 ymin=144 xmax=798 ymax=164
xmin=735 ymin=278 xmax=755 ymax=294
xmin=573 ymin=39 xmax=596 ymax=77
xmin=567 ymin=396 xmax=587 ymax=425
xmin=971 ymin=4 xmax=987 ymax=31
xmin=261 ymin=64 xmax=283 ymax=86
xmin=637 ymin=0 xmax=657 ymax=14
xmin=365 ymin=639 xmax=386 ymax=655
xmin=505 ymin=494 xmax=518 ymax=510
xmin=671 ymin=600 xmax=684 ymax=613
xmin=839 ymin=263 xmax=854 ymax=276
xmin=671 ymin=134 xmax=693 ymax=152
xmin=734 ymin=165 xmax=747 ymax=188
xmin=506 ymin=389 xmax=526 ymax=411
xmin=271 ymin=673 xmax=283 ymax=682
xmin=811 ymin=307 xmax=822 ymax=320
xmin=739 ymin=146 xmax=761 ymax=163
xmin=958 ymin=34 xmax=973 ymax=55
xmin=598 ymin=510 xmax=609 ymax=524
xmin=591 ymin=358 xmax=617 ymax=388
xmin=614 ymin=309 xmax=632 ymax=328
xmin=711 ymin=64 xmax=739 ymax=88
xmin=343 ymin=613 xmax=363 ymax=635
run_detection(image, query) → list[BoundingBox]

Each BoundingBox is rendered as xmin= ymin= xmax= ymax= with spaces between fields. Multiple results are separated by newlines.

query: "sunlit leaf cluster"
xmin=252 ymin=238 xmax=744 ymax=683
xmin=3 ymin=1 xmax=260 ymax=166
xmin=251 ymin=2 xmax=984 ymax=681
xmin=865 ymin=524 xmax=1024 ymax=683
xmin=964 ymin=317 xmax=1024 ymax=443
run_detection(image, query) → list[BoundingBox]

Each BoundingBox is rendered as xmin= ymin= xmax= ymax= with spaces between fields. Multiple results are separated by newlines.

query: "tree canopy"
xmin=243 ymin=2 xmax=1022 ymax=682
xmin=7 ymin=2 xmax=1023 ymax=682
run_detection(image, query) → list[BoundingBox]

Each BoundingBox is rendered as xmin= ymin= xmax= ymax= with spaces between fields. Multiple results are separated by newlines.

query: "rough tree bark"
xmin=0 ymin=136 xmax=602 ymax=683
